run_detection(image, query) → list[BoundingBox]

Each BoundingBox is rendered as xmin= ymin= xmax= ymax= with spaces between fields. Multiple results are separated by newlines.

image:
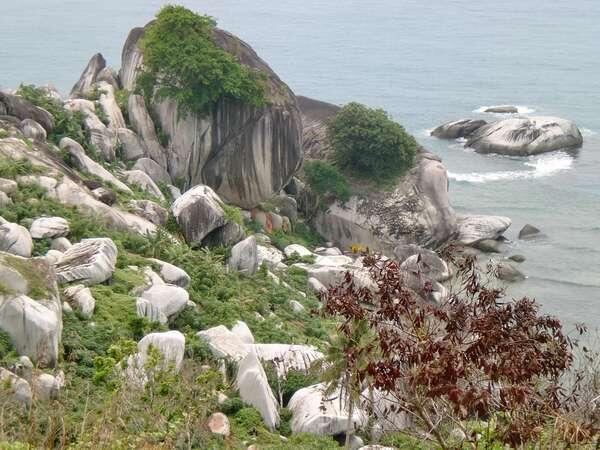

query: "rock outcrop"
xmin=56 ymin=238 xmax=117 ymax=285
xmin=120 ymin=26 xmax=303 ymax=209
xmin=70 ymin=53 xmax=107 ymax=98
xmin=466 ymin=117 xmax=583 ymax=156
xmin=0 ymin=221 xmax=33 ymax=257
xmin=0 ymin=92 xmax=53 ymax=132
xmin=431 ymin=119 xmax=487 ymax=139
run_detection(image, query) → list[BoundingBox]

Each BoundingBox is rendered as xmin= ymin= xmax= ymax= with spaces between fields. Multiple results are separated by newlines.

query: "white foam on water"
xmin=580 ymin=128 xmax=597 ymax=137
xmin=473 ymin=105 xmax=535 ymax=114
xmin=420 ymin=128 xmax=435 ymax=137
xmin=449 ymin=152 xmax=573 ymax=184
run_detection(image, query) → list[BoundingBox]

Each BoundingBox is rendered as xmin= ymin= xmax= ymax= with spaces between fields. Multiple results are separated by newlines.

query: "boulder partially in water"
xmin=466 ymin=117 xmax=583 ymax=156
xmin=431 ymin=118 xmax=487 ymax=139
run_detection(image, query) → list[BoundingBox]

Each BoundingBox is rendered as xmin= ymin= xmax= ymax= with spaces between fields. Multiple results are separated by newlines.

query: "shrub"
xmin=304 ymin=160 xmax=350 ymax=204
xmin=137 ymin=5 xmax=266 ymax=117
xmin=327 ymin=102 xmax=417 ymax=181
xmin=16 ymin=84 xmax=88 ymax=147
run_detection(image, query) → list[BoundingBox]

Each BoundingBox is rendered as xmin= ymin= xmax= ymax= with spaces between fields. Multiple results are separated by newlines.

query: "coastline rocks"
xmin=474 ymin=239 xmax=503 ymax=253
xmin=484 ymin=105 xmax=518 ymax=114
xmin=509 ymin=254 xmax=526 ymax=263
xmin=456 ymin=215 xmax=511 ymax=245
xmin=29 ymin=217 xmax=70 ymax=239
xmin=496 ymin=262 xmax=526 ymax=282
xmin=120 ymin=26 xmax=302 ymax=209
xmin=519 ymin=224 xmax=541 ymax=239
xmin=0 ymin=221 xmax=33 ymax=257
xmin=0 ymin=92 xmax=54 ymax=132
xmin=96 ymin=82 xmax=126 ymax=130
xmin=466 ymin=117 xmax=583 ymax=156
xmin=56 ymin=238 xmax=118 ymax=285
xmin=431 ymin=119 xmax=487 ymax=139
xmin=64 ymin=99 xmax=116 ymax=161
xmin=171 ymin=185 xmax=228 ymax=245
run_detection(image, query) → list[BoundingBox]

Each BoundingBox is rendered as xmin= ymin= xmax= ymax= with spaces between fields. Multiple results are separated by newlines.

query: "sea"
xmin=1 ymin=0 xmax=599 ymax=328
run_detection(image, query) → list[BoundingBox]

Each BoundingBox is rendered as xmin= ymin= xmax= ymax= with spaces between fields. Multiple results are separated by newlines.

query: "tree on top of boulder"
xmin=327 ymin=102 xmax=417 ymax=183
xmin=137 ymin=5 xmax=267 ymax=117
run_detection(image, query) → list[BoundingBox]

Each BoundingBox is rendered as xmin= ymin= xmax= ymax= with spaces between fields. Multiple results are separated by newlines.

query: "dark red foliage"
xmin=318 ymin=251 xmax=594 ymax=446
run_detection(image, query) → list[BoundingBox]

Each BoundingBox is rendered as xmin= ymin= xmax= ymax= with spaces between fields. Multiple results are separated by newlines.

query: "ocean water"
xmin=2 ymin=1 xmax=599 ymax=327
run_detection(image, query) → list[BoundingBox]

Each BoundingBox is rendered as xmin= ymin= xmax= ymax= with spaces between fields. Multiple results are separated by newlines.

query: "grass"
xmin=1 ymin=255 xmax=52 ymax=300
xmin=0 ymin=156 xmax=44 ymax=179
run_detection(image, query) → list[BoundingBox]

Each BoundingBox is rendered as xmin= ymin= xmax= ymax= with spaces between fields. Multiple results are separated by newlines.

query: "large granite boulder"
xmin=70 ymin=53 xmax=107 ymax=98
xmin=228 ymin=236 xmax=258 ymax=276
xmin=148 ymin=258 xmax=190 ymax=288
xmin=29 ymin=217 xmax=70 ymax=239
xmin=456 ymin=215 xmax=511 ymax=245
xmin=122 ymin=169 xmax=165 ymax=201
xmin=0 ymin=221 xmax=33 ymax=257
xmin=63 ymin=285 xmax=95 ymax=318
xmin=96 ymin=82 xmax=126 ymax=130
xmin=20 ymin=119 xmax=47 ymax=141
xmin=431 ymin=118 xmax=487 ymax=139
xmin=120 ymin=26 xmax=302 ymax=209
xmin=136 ymin=284 xmax=189 ymax=324
xmin=466 ymin=117 xmax=583 ymax=155
xmin=56 ymin=238 xmax=117 ymax=285
xmin=64 ymin=99 xmax=116 ymax=161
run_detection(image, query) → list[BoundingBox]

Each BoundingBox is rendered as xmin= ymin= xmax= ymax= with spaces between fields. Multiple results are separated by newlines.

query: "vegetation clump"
xmin=327 ymin=102 xmax=417 ymax=182
xmin=304 ymin=160 xmax=350 ymax=204
xmin=137 ymin=5 xmax=267 ymax=117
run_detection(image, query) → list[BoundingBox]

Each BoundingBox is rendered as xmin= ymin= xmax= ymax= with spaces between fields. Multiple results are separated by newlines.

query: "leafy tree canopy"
xmin=137 ymin=5 xmax=267 ymax=117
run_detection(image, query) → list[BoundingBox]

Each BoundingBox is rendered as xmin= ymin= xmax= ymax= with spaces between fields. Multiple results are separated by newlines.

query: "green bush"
xmin=304 ymin=160 xmax=350 ymax=203
xmin=327 ymin=102 xmax=417 ymax=181
xmin=137 ymin=5 xmax=266 ymax=117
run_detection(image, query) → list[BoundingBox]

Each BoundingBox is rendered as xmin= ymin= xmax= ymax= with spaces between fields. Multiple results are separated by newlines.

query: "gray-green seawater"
xmin=2 ymin=0 xmax=599 ymax=326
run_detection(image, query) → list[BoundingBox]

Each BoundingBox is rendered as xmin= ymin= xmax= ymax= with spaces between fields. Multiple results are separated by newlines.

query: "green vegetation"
xmin=221 ymin=202 xmax=245 ymax=226
xmin=269 ymin=222 xmax=324 ymax=251
xmin=0 ymin=156 xmax=44 ymax=178
xmin=0 ymin=129 xmax=9 ymax=139
xmin=137 ymin=5 xmax=267 ymax=117
xmin=1 ymin=255 xmax=50 ymax=300
xmin=0 ymin=330 xmax=14 ymax=362
xmin=327 ymin=102 xmax=417 ymax=183
xmin=16 ymin=84 xmax=88 ymax=147
xmin=304 ymin=160 xmax=351 ymax=204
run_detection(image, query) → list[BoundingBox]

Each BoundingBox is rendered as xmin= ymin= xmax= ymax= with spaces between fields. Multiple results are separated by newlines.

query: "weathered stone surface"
xmin=197 ymin=325 xmax=249 ymax=361
xmin=431 ymin=118 xmax=487 ymax=139
xmin=509 ymin=254 xmax=526 ymax=263
xmin=120 ymin=26 xmax=302 ymax=209
xmin=96 ymin=82 xmax=126 ymax=130
xmin=132 ymin=157 xmax=171 ymax=185
xmin=228 ymin=236 xmax=258 ymax=276
xmin=171 ymin=185 xmax=227 ymax=245
xmin=202 ymin=222 xmax=246 ymax=248
xmin=519 ymin=224 xmax=541 ymax=240
xmin=44 ymin=249 xmax=64 ymax=265
xmin=496 ymin=262 xmax=526 ymax=282
xmin=0 ymin=221 xmax=33 ymax=257
xmin=122 ymin=169 xmax=165 ymax=201
xmin=148 ymin=258 xmax=190 ymax=289
xmin=34 ymin=372 xmax=64 ymax=401
xmin=117 ymin=128 xmax=146 ymax=161
xmin=96 ymin=67 xmax=120 ymax=90
xmin=252 ymin=344 xmax=323 ymax=377
xmin=231 ymin=320 xmax=255 ymax=344
xmin=127 ymin=200 xmax=168 ymax=226
xmin=208 ymin=412 xmax=230 ymax=437
xmin=288 ymin=383 xmax=367 ymax=435
xmin=257 ymin=245 xmax=286 ymax=271
xmin=236 ymin=351 xmax=280 ymax=430
xmin=128 ymin=96 xmax=168 ymax=169
xmin=70 ymin=53 xmax=106 ymax=98
xmin=29 ymin=217 xmax=70 ymax=239
xmin=0 ymin=294 xmax=60 ymax=367
xmin=56 ymin=238 xmax=117 ymax=285
xmin=63 ymin=285 xmax=95 ymax=318
xmin=20 ymin=118 xmax=47 ymax=141
xmin=484 ymin=105 xmax=519 ymax=113
xmin=91 ymin=187 xmax=117 ymax=206
xmin=466 ymin=117 xmax=583 ymax=156
xmin=0 ymin=178 xmax=18 ymax=194
xmin=64 ymin=99 xmax=116 ymax=161
xmin=0 ymin=92 xmax=53 ymax=132
xmin=0 ymin=191 xmax=11 ymax=208
xmin=137 ymin=284 xmax=189 ymax=324
xmin=284 ymin=244 xmax=313 ymax=258
xmin=308 ymin=277 xmax=326 ymax=294
xmin=475 ymin=239 xmax=503 ymax=253
xmin=0 ymin=368 xmax=32 ymax=405
xmin=399 ymin=250 xmax=451 ymax=282
xmin=51 ymin=237 xmax=72 ymax=252
xmin=457 ymin=215 xmax=511 ymax=245
xmin=59 ymin=137 xmax=131 ymax=192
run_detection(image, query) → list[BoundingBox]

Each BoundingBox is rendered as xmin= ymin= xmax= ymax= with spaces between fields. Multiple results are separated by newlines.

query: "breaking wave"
xmin=448 ymin=152 xmax=573 ymax=183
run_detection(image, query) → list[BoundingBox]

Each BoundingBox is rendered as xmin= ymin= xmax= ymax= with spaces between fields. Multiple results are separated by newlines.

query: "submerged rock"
xmin=466 ymin=117 xmax=583 ymax=156
xmin=496 ymin=262 xmax=526 ymax=282
xmin=484 ymin=105 xmax=518 ymax=114
xmin=518 ymin=224 xmax=541 ymax=239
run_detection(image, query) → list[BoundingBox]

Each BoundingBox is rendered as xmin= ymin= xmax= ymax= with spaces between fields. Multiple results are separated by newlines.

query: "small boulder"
xmin=400 ymin=251 xmax=451 ymax=282
xmin=496 ymin=262 xmax=525 ymax=282
xmin=475 ymin=239 xmax=503 ymax=254
xmin=0 ymin=368 xmax=32 ymax=405
xmin=308 ymin=277 xmax=326 ymax=294
xmin=117 ymin=128 xmax=146 ymax=161
xmin=518 ymin=224 xmax=541 ymax=240
xmin=127 ymin=200 xmax=168 ymax=226
xmin=208 ymin=412 xmax=230 ymax=437
xmin=91 ymin=187 xmax=117 ymax=206
xmin=20 ymin=118 xmax=47 ymax=141
xmin=51 ymin=237 xmax=72 ymax=252
xmin=123 ymin=169 xmax=165 ymax=201
xmin=63 ymin=285 xmax=95 ymax=318
xmin=509 ymin=254 xmax=526 ymax=263
xmin=0 ymin=221 xmax=33 ymax=257
xmin=29 ymin=217 xmax=70 ymax=239
xmin=197 ymin=325 xmax=249 ymax=361
xmin=257 ymin=245 xmax=286 ymax=271
xmin=137 ymin=284 xmax=189 ymax=324
xmin=56 ymin=238 xmax=118 ymax=285
xmin=0 ymin=191 xmax=12 ymax=207
xmin=290 ymin=300 xmax=305 ymax=313
xmin=148 ymin=258 xmax=190 ymax=289
xmin=44 ymin=249 xmax=64 ymax=265
xmin=132 ymin=158 xmax=171 ymax=185
xmin=34 ymin=372 xmax=63 ymax=401
xmin=484 ymin=105 xmax=519 ymax=113
xmin=0 ymin=178 xmax=18 ymax=194
xmin=228 ymin=236 xmax=258 ymax=276
xmin=284 ymin=244 xmax=312 ymax=258
xmin=172 ymin=185 xmax=228 ymax=245
xmin=457 ymin=215 xmax=511 ymax=245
